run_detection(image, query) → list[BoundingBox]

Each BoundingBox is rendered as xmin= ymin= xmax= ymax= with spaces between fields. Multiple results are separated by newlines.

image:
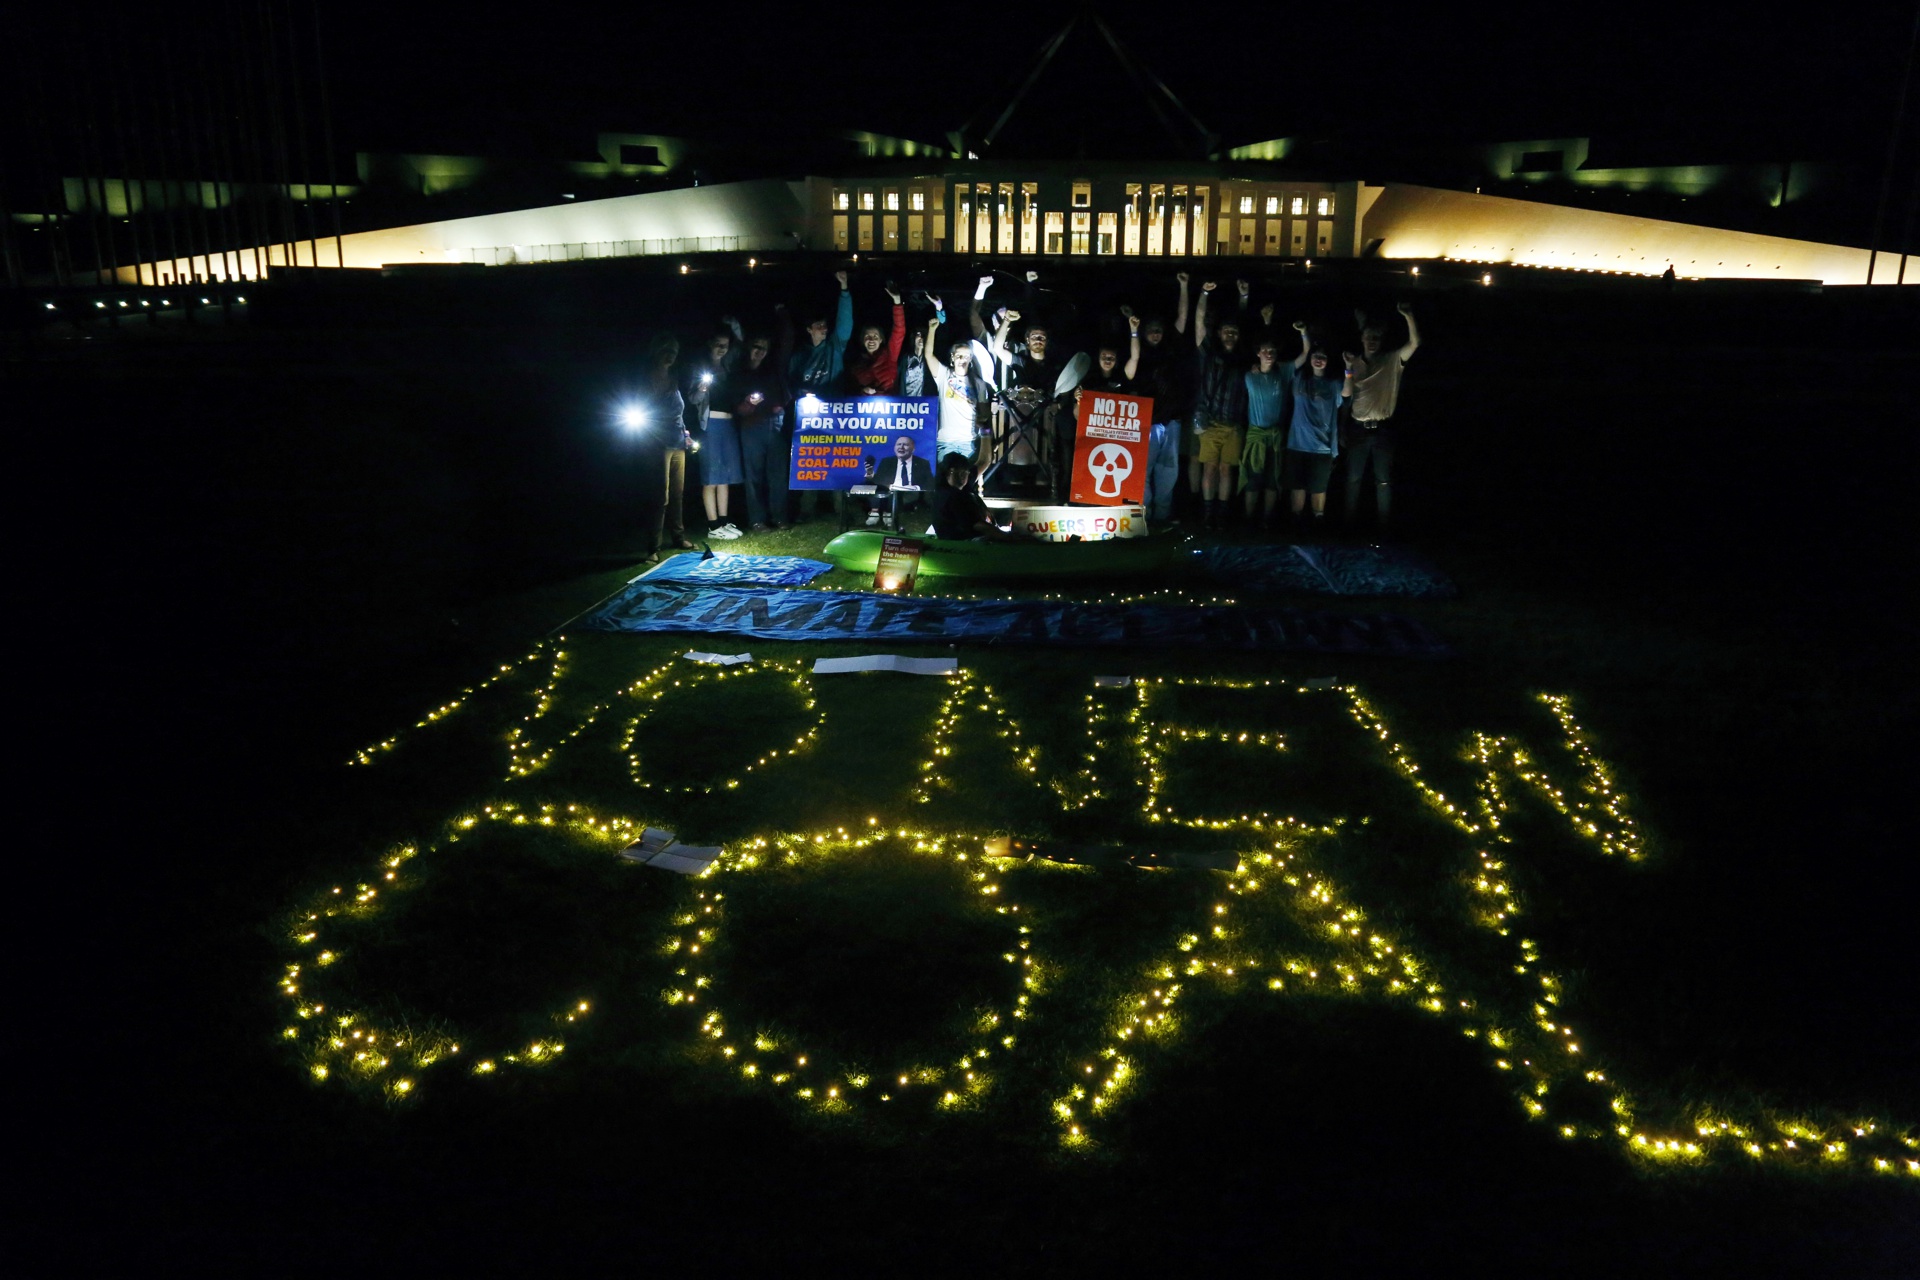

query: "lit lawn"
xmin=238 ymin=515 xmax=1915 ymax=1270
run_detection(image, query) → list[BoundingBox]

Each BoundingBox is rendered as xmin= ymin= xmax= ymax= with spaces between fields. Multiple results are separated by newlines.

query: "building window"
xmin=910 ymin=189 xmax=925 ymax=211
xmin=930 ymin=185 xmax=944 ymax=211
xmin=955 ymin=197 xmax=970 ymax=254
xmin=1169 ymin=184 xmax=1188 ymax=256
xmin=1291 ymin=223 xmax=1306 ymax=256
xmin=1264 ymin=221 xmax=1282 ymax=255
xmin=1123 ymin=183 xmax=1142 ymax=255
xmin=1317 ymin=195 xmax=1334 ymax=217
xmin=1044 ymin=211 xmax=1064 ymax=254
xmin=884 ymin=188 xmax=900 ymax=211
xmin=1316 ymin=224 xmax=1332 ymax=255
xmin=908 ymin=215 xmax=924 ymax=251
xmin=996 ymin=182 xmax=1015 ymax=254
xmin=1265 ymin=196 xmax=1280 ymax=216
xmin=1020 ymin=183 xmax=1039 ymax=254
xmin=1071 ymin=211 xmax=1090 ymax=254
xmin=884 ymin=215 xmax=899 ymax=250
xmin=1191 ymin=187 xmax=1210 ymax=256
xmin=833 ymin=215 xmax=849 ymax=251
xmin=859 ymin=191 xmax=875 ymax=211
xmin=1147 ymin=183 xmax=1166 ymax=256
xmin=858 ymin=215 xmax=874 ymax=250
xmin=976 ymin=182 xmax=993 ymax=254
xmin=1290 ymin=195 xmax=1305 ymax=216
xmin=1097 ymin=212 xmax=1117 ymax=255
xmin=1239 ymin=220 xmax=1255 ymax=254
xmin=1072 ymin=181 xmax=1091 ymax=208
xmin=833 ymin=189 xmax=850 ymax=211
xmin=1238 ymin=195 xmax=1254 ymax=214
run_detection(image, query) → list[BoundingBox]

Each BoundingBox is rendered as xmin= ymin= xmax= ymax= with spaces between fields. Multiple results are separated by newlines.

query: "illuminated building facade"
xmin=810 ymin=167 xmax=1353 ymax=261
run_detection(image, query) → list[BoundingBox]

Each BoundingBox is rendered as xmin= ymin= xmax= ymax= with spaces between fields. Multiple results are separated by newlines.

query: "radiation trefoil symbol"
xmin=1087 ymin=442 xmax=1133 ymax=498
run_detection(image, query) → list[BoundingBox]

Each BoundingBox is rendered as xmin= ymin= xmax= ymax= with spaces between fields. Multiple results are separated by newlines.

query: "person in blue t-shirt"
xmin=1284 ymin=320 xmax=1352 ymax=531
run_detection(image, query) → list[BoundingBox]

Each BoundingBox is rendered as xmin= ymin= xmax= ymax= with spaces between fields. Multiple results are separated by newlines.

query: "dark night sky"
xmin=311 ymin=0 xmax=1919 ymax=160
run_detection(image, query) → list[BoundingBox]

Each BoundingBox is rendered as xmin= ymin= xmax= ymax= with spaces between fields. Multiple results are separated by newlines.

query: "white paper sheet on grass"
xmin=811 ymin=655 xmax=959 ymax=676
xmin=619 ymin=826 xmax=722 ymax=875
xmin=684 ymin=651 xmax=753 ymax=665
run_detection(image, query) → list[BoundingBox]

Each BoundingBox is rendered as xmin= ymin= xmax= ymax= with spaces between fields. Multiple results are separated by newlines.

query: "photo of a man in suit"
xmin=864 ymin=435 xmax=936 ymax=529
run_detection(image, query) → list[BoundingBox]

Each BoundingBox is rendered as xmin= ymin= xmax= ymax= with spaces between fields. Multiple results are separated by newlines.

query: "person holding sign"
xmin=1284 ymin=321 xmax=1351 ymax=530
xmin=923 ymin=297 xmax=990 ymax=463
xmin=862 ymin=435 xmax=935 ymax=530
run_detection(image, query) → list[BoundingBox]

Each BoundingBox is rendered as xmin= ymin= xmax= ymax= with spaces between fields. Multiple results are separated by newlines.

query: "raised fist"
xmin=1119 ymin=304 xmax=1134 ymax=317
xmin=834 ymin=270 xmax=849 ymax=288
xmin=1292 ymin=320 xmax=1307 ymax=333
xmin=1128 ymin=315 xmax=1141 ymax=332
xmin=1025 ymin=270 xmax=1039 ymax=283
xmin=928 ymin=294 xmax=944 ymax=311
xmin=1236 ymin=279 xmax=1251 ymax=295
xmin=1396 ymin=301 xmax=1414 ymax=316
xmin=1004 ymin=309 xmax=1022 ymax=323
xmin=1342 ymin=351 xmax=1359 ymax=369
xmin=979 ymin=275 xmax=995 ymax=290
xmin=1201 ymin=281 xmax=1218 ymax=292
xmin=1260 ymin=303 xmax=1276 ymax=325
xmin=1175 ymin=271 xmax=1190 ymax=286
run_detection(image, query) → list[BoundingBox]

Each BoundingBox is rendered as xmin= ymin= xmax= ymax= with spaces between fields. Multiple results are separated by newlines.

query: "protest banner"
xmin=1070 ymin=391 xmax=1153 ymax=506
xmin=789 ymin=395 xmax=938 ymax=490
xmin=873 ymin=536 xmax=924 ymax=593
xmin=1011 ymin=504 xmax=1147 ymax=542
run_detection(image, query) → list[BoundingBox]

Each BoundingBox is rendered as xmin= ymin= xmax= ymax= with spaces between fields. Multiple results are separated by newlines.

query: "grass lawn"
xmin=25 ymin=280 xmax=1918 ymax=1272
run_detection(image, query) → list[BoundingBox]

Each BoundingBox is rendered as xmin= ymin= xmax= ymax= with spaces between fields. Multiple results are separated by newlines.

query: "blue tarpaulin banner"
xmin=1191 ymin=544 xmax=1458 ymax=598
xmin=789 ymin=395 xmax=938 ymax=490
xmin=639 ymin=552 xmax=833 ymax=587
xmin=578 ymin=583 xmax=1449 ymax=657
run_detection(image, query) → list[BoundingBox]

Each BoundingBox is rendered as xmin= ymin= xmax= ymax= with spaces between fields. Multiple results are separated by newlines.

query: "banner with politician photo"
xmin=789 ymin=395 xmax=938 ymax=490
xmin=1070 ymin=390 xmax=1153 ymax=506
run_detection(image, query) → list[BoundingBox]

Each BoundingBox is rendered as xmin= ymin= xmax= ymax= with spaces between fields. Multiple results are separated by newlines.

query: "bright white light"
xmin=237 ymin=296 xmax=247 ymax=303
xmin=620 ymin=405 xmax=647 ymax=430
xmin=1481 ymin=273 xmax=1492 ymax=286
xmin=44 ymin=303 xmax=55 ymax=310
xmin=201 ymin=297 xmax=210 ymax=304
xmin=797 ymin=394 xmax=823 ymax=414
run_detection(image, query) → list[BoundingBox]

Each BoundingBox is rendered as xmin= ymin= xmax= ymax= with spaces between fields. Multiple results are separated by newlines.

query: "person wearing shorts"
xmin=1187 ymin=279 xmax=1250 ymax=530
xmin=1284 ymin=321 xmax=1350 ymax=531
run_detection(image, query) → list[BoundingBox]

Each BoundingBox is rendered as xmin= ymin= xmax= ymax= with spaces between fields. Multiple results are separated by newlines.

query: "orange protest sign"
xmin=1071 ymin=391 xmax=1153 ymax=506
xmin=873 ymin=536 xmax=923 ymax=593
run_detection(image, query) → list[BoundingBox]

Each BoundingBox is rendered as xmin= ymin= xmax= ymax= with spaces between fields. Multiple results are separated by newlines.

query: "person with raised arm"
xmin=1282 ymin=320 xmax=1351 ymax=531
xmin=1190 ymin=279 xmax=1252 ymax=530
xmin=844 ymin=281 xmax=906 ymax=395
xmin=1342 ymin=301 xmax=1421 ymax=533
xmin=787 ymin=269 xmax=854 ymax=399
xmin=1138 ymin=288 xmax=1191 ymax=524
xmin=923 ymin=295 xmax=990 ymax=464
xmin=1241 ymin=336 xmax=1290 ymax=532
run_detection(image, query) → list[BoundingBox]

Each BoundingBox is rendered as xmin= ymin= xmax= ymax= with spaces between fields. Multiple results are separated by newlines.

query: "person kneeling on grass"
xmin=1284 ymin=321 xmax=1351 ymax=530
xmin=932 ymin=454 xmax=1028 ymax=542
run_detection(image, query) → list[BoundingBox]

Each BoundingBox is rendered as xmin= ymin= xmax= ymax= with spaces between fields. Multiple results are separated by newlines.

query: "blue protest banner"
xmin=789 ymin=395 xmax=938 ymax=490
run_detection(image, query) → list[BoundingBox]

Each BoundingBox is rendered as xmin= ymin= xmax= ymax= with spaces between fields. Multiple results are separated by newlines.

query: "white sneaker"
xmin=715 ymin=522 xmax=741 ymax=539
xmin=865 ymin=509 xmax=881 ymax=527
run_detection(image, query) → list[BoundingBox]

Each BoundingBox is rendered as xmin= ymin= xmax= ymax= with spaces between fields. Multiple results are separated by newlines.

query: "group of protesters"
xmin=628 ymin=267 xmax=1420 ymax=556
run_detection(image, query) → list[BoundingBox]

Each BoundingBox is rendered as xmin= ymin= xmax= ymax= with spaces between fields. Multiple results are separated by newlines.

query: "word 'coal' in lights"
xmin=280 ymin=645 xmax=1916 ymax=1178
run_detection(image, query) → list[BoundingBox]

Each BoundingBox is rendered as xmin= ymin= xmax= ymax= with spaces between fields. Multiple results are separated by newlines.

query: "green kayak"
xmin=823 ymin=530 xmax=1181 ymax=580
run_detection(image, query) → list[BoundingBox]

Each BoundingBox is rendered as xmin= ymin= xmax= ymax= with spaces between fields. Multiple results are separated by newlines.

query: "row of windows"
xmin=829 ymin=183 xmax=1335 ymax=219
xmin=827 ymin=180 xmax=1339 ymax=256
